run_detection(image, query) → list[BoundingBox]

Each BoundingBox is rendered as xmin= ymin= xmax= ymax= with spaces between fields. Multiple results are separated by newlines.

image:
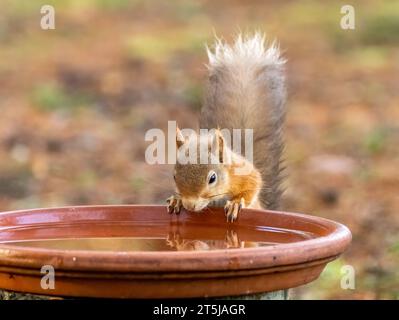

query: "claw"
xmin=224 ymin=198 xmax=245 ymax=222
xmin=166 ymin=195 xmax=182 ymax=215
xmin=174 ymin=205 xmax=181 ymax=215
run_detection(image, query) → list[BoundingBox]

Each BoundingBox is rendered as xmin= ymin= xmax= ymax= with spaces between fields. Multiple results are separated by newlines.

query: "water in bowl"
xmin=1 ymin=227 xmax=315 ymax=252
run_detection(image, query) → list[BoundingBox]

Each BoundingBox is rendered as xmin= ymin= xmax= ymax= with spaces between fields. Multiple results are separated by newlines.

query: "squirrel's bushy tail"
xmin=200 ymin=33 xmax=286 ymax=210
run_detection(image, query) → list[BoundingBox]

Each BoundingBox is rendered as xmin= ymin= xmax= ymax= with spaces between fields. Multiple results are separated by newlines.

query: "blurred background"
xmin=0 ymin=0 xmax=398 ymax=299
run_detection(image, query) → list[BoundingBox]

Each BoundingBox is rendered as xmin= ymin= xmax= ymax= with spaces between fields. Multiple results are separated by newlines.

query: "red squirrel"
xmin=167 ymin=33 xmax=286 ymax=222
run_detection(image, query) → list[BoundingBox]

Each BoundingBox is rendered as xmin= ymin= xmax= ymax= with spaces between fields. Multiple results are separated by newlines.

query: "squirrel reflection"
xmin=166 ymin=230 xmax=259 ymax=251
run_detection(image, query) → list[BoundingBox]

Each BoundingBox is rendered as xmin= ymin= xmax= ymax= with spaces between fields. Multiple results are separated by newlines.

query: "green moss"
xmin=389 ymin=241 xmax=399 ymax=254
xmin=172 ymin=0 xmax=203 ymax=21
xmin=130 ymin=177 xmax=146 ymax=191
xmin=363 ymin=128 xmax=388 ymax=154
xmin=31 ymin=82 xmax=93 ymax=112
xmin=360 ymin=14 xmax=399 ymax=46
xmin=76 ymin=170 xmax=98 ymax=189
xmin=344 ymin=46 xmax=389 ymax=69
xmin=32 ymin=83 xmax=68 ymax=111
xmin=125 ymin=30 xmax=209 ymax=63
xmin=182 ymin=83 xmax=203 ymax=111
xmin=318 ymin=259 xmax=346 ymax=287
xmin=95 ymin=0 xmax=132 ymax=11
xmin=0 ymin=164 xmax=33 ymax=199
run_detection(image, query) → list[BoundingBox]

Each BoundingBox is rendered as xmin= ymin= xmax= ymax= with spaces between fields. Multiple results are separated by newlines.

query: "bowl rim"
xmin=0 ymin=204 xmax=352 ymax=274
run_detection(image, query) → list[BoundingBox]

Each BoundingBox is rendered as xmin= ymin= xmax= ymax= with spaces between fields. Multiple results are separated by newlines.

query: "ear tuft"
xmin=176 ymin=126 xmax=185 ymax=148
xmin=211 ymin=129 xmax=225 ymax=163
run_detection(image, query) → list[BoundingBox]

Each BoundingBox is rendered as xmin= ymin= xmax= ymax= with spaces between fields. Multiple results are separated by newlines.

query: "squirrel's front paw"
xmin=166 ymin=195 xmax=182 ymax=214
xmin=224 ymin=198 xmax=244 ymax=222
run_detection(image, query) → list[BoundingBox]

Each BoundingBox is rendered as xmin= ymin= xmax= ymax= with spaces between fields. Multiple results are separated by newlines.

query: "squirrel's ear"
xmin=211 ymin=129 xmax=225 ymax=163
xmin=176 ymin=126 xmax=185 ymax=148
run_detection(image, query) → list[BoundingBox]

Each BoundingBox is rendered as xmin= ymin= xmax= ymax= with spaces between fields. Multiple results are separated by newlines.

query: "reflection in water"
xmin=166 ymin=230 xmax=265 ymax=251
xmin=3 ymin=232 xmax=268 ymax=252
xmin=3 ymin=226 xmax=314 ymax=252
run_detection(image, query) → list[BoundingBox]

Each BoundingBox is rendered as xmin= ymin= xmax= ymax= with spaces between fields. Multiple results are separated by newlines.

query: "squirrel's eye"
xmin=173 ymin=174 xmax=176 ymax=181
xmin=208 ymin=172 xmax=217 ymax=185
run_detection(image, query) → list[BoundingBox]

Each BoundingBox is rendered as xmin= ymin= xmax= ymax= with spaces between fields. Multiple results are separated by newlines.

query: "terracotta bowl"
xmin=0 ymin=205 xmax=351 ymax=298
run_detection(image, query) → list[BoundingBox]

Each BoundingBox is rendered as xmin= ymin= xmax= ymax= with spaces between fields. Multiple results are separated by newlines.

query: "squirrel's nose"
xmin=183 ymin=202 xmax=196 ymax=211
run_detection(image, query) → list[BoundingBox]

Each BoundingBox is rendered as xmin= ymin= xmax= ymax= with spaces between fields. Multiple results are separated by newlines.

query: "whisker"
xmin=206 ymin=192 xmax=231 ymax=199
